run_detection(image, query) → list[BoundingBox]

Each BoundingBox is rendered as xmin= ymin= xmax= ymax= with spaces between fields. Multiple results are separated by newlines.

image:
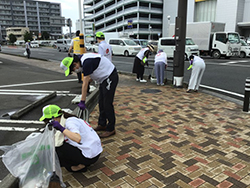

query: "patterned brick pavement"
xmin=62 ymin=74 xmax=250 ymax=188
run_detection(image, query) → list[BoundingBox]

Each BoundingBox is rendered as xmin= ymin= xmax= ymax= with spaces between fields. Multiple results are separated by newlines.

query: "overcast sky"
xmin=37 ymin=0 xmax=81 ymax=33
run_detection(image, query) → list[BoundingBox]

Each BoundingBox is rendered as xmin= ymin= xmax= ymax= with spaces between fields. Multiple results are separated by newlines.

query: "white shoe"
xmin=140 ymin=79 xmax=147 ymax=83
xmin=161 ymin=83 xmax=164 ymax=86
xmin=136 ymin=78 xmax=140 ymax=82
xmin=157 ymin=83 xmax=160 ymax=86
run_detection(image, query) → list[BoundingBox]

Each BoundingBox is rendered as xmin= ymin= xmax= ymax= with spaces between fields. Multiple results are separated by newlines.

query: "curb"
xmin=10 ymin=92 xmax=57 ymax=119
xmin=0 ymin=89 xmax=99 ymax=188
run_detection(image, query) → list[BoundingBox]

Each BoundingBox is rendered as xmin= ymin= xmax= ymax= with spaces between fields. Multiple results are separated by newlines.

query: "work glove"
xmin=68 ymin=53 xmax=72 ymax=57
xmin=187 ymin=65 xmax=193 ymax=70
xmin=50 ymin=120 xmax=65 ymax=133
xmin=78 ymin=100 xmax=86 ymax=110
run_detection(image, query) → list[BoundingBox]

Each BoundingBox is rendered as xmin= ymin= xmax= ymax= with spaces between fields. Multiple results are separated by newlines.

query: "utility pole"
xmin=173 ymin=0 xmax=188 ymax=87
xmin=78 ymin=0 xmax=83 ymax=33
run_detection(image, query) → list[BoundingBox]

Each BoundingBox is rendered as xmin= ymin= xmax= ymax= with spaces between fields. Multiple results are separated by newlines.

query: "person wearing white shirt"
xmin=40 ymin=104 xmax=103 ymax=172
xmin=186 ymin=55 xmax=206 ymax=93
xmin=60 ymin=53 xmax=119 ymax=138
xmin=96 ymin=31 xmax=112 ymax=61
xmin=154 ymin=49 xmax=167 ymax=86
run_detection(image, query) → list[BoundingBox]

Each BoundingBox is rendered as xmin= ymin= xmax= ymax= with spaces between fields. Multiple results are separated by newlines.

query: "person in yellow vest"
xmin=68 ymin=30 xmax=82 ymax=83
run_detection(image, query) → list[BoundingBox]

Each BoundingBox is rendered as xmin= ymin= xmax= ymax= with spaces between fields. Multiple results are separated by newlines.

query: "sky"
xmin=37 ymin=0 xmax=81 ymax=33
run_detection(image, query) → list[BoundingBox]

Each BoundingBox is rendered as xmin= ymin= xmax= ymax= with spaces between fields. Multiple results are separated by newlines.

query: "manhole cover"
xmin=141 ymin=89 xmax=162 ymax=93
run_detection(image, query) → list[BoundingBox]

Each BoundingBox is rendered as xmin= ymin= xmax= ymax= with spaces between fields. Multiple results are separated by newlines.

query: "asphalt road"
xmin=1 ymin=45 xmax=250 ymax=96
xmin=0 ymin=55 xmax=83 ymax=180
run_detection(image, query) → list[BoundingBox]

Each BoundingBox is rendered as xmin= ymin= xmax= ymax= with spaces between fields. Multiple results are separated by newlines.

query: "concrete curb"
xmin=0 ymin=89 xmax=99 ymax=188
xmin=0 ymin=174 xmax=19 ymax=188
xmin=10 ymin=92 xmax=57 ymax=119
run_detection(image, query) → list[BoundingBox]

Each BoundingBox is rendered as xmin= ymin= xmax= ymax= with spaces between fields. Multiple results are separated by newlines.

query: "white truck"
xmin=169 ymin=22 xmax=241 ymax=59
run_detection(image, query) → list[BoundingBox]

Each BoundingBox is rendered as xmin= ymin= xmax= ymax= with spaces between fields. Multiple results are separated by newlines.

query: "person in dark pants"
xmin=60 ymin=53 xmax=119 ymax=138
xmin=39 ymin=104 xmax=102 ymax=172
xmin=25 ymin=40 xmax=31 ymax=59
xmin=132 ymin=44 xmax=155 ymax=82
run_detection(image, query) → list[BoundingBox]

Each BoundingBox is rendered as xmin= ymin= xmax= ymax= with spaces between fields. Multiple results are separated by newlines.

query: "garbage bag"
xmin=23 ymin=50 xmax=27 ymax=56
xmin=0 ymin=125 xmax=65 ymax=188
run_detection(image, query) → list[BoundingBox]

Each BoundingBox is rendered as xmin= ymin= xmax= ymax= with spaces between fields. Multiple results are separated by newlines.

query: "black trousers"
xmin=26 ymin=49 xmax=30 ymax=59
xmin=56 ymin=142 xmax=100 ymax=172
xmin=132 ymin=57 xmax=145 ymax=80
xmin=98 ymin=68 xmax=119 ymax=132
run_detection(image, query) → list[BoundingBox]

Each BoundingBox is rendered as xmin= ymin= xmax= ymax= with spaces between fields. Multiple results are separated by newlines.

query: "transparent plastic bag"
xmin=23 ymin=50 xmax=27 ymax=56
xmin=0 ymin=125 xmax=65 ymax=188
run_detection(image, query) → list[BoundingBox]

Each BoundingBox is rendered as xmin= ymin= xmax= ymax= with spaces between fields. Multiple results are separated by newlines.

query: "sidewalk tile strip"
xmin=58 ymin=74 xmax=250 ymax=188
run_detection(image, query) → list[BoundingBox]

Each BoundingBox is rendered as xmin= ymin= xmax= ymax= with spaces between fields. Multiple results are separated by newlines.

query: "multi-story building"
xmin=163 ymin=0 xmax=250 ymax=38
xmin=82 ymin=0 xmax=250 ymax=40
xmin=83 ymin=0 xmax=163 ymax=40
xmin=6 ymin=27 xmax=29 ymax=40
xmin=0 ymin=0 xmax=65 ymax=40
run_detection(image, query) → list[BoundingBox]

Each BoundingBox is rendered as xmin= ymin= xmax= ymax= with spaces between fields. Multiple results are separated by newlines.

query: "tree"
xmin=23 ymin=31 xmax=33 ymax=42
xmin=8 ymin=33 xmax=17 ymax=44
xmin=41 ymin=31 xmax=50 ymax=40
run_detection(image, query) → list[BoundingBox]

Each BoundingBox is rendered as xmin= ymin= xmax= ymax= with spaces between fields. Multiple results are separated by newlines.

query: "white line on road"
xmin=0 ymin=119 xmax=43 ymax=124
xmin=200 ymin=84 xmax=244 ymax=98
xmin=0 ymin=126 xmax=40 ymax=132
xmin=0 ymin=79 xmax=77 ymax=88
xmin=0 ymin=89 xmax=70 ymax=93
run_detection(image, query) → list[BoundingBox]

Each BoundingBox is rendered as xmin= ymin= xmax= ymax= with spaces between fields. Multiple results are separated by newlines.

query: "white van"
xmin=56 ymin=39 xmax=71 ymax=52
xmin=158 ymin=37 xmax=199 ymax=59
xmin=108 ymin=38 xmax=141 ymax=56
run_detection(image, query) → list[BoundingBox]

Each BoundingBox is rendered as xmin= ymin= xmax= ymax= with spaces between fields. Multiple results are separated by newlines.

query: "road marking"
xmin=200 ymin=84 xmax=244 ymax=98
xmin=0 ymin=89 xmax=69 ymax=93
xmin=0 ymin=79 xmax=77 ymax=88
xmin=0 ymin=119 xmax=43 ymax=124
xmin=0 ymin=126 xmax=40 ymax=132
xmin=0 ymin=61 xmax=3 ymax=64
xmin=223 ymin=60 xmax=249 ymax=64
xmin=205 ymin=62 xmax=250 ymax=67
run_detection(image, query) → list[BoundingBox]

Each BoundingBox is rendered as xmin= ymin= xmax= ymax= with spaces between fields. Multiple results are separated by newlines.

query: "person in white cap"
xmin=60 ymin=53 xmax=119 ymax=138
xmin=186 ymin=55 xmax=206 ymax=93
xmin=154 ymin=49 xmax=167 ymax=86
xmin=39 ymin=104 xmax=103 ymax=172
xmin=132 ymin=44 xmax=155 ymax=82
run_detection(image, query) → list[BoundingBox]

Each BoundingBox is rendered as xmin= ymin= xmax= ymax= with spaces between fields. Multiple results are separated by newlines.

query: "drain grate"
xmin=141 ymin=89 xmax=162 ymax=93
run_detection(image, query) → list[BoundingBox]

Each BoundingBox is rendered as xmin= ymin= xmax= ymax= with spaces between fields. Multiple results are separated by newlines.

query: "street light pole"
xmin=78 ymin=0 xmax=83 ymax=33
xmin=173 ymin=0 xmax=188 ymax=88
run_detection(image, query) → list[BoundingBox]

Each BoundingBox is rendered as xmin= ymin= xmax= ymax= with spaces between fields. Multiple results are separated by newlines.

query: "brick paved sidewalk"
xmin=62 ymin=74 xmax=250 ymax=188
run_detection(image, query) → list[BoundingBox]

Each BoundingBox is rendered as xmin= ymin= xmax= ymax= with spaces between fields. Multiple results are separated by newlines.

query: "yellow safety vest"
xmin=73 ymin=37 xmax=80 ymax=54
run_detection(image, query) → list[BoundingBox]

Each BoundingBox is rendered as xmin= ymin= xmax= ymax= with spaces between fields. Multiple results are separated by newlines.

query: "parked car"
xmin=30 ymin=41 xmax=39 ymax=48
xmin=158 ymin=37 xmax=199 ymax=60
xmin=239 ymin=39 xmax=250 ymax=58
xmin=108 ymin=38 xmax=141 ymax=56
xmin=56 ymin=39 xmax=71 ymax=52
xmin=133 ymin=39 xmax=148 ymax=48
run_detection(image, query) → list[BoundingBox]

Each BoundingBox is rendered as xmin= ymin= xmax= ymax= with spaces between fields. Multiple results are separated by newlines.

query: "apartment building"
xmin=0 ymin=0 xmax=65 ymax=40
xmin=83 ymin=0 xmax=163 ymax=40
